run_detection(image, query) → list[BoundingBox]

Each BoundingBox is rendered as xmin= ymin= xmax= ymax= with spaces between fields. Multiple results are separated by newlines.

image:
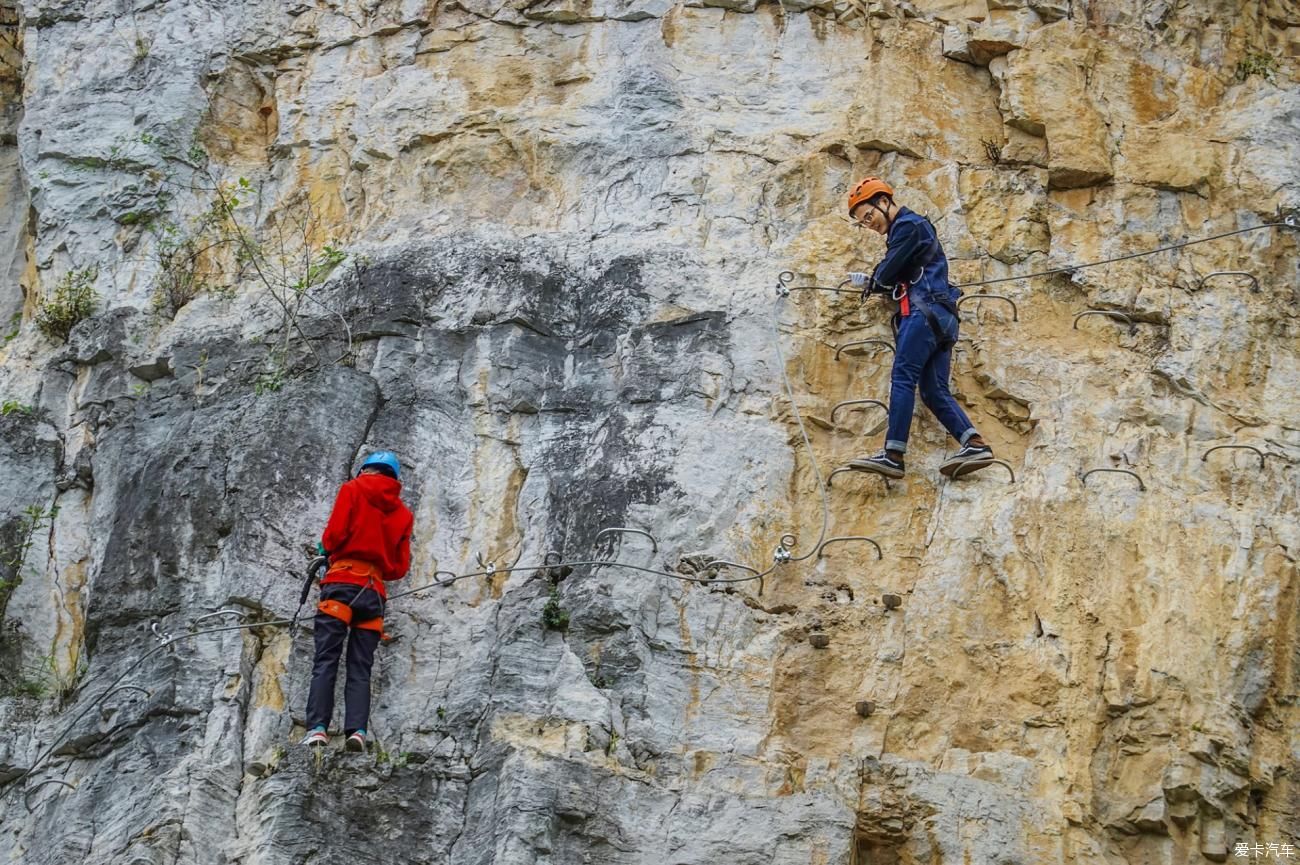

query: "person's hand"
xmin=847 ymin=272 xmax=875 ymax=300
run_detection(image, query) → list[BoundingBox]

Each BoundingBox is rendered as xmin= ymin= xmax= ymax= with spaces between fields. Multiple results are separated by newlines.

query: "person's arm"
xmin=321 ymin=483 xmax=356 ymax=555
xmin=871 ymin=221 xmax=927 ymax=288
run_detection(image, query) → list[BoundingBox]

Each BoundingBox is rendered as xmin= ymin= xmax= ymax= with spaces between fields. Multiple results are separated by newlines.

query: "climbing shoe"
xmin=940 ymin=443 xmax=995 ymax=477
xmin=345 ymin=729 xmax=367 ymax=753
xmin=847 ymin=451 xmax=905 ymax=479
xmin=301 ymin=727 xmax=328 ymax=748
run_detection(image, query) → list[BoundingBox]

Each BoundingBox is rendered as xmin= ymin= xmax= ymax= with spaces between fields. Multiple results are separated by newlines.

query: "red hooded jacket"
xmin=321 ymin=473 xmax=413 ymax=598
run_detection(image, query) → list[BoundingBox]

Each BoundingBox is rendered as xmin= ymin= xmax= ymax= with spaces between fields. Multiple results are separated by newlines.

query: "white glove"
xmin=847 ymin=272 xmax=871 ymax=288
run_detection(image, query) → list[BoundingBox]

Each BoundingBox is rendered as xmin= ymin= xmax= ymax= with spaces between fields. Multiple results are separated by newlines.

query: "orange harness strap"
xmin=317 ymin=599 xmax=391 ymax=642
xmin=326 ymin=558 xmax=383 ymax=580
xmin=318 ymin=598 xmax=353 ymax=624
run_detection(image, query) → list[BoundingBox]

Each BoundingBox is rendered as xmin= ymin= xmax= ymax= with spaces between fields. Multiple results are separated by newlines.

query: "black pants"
xmin=305 ymin=582 xmax=384 ymax=734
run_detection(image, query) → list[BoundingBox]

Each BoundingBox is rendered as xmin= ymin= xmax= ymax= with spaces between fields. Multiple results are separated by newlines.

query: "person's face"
xmin=850 ymin=201 xmax=889 ymax=236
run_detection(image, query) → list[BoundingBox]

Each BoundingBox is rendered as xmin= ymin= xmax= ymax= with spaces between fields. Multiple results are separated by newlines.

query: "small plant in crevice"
xmin=1 ymin=504 xmax=59 ymax=619
xmin=1235 ymin=51 xmax=1278 ymax=83
xmin=3 ymin=313 xmax=18 ymax=343
xmin=132 ymin=33 xmax=152 ymax=63
xmin=588 ymin=654 xmax=609 ymax=689
xmin=36 ymin=268 xmax=99 ymax=342
xmin=105 ymin=132 xmax=356 ymax=368
xmin=981 ymin=137 xmax=1004 ymax=165
xmin=542 ymin=584 xmax=570 ymax=632
xmin=605 ymin=730 xmax=619 ymax=757
xmin=253 ymin=361 xmax=286 ymax=396
xmin=5 ymin=504 xmax=58 ymax=570
xmin=3 ymin=652 xmax=81 ymax=704
xmin=1 ymin=399 xmax=34 ymax=416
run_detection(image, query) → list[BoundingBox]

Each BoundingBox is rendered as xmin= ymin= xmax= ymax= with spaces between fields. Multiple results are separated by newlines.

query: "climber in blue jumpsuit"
xmin=841 ymin=176 xmax=995 ymax=479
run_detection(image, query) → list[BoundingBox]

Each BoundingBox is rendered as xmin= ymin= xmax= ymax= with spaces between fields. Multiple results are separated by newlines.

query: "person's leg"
xmin=918 ymin=334 xmax=978 ymax=446
xmin=305 ymin=586 xmax=350 ymax=732
xmin=342 ymin=588 xmax=384 ymax=735
xmin=916 ymin=310 xmax=996 ymax=475
xmin=884 ymin=314 xmax=935 ymax=456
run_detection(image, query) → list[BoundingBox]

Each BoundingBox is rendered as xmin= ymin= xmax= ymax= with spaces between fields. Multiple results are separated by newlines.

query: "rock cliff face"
xmin=1 ymin=0 xmax=1298 ymax=862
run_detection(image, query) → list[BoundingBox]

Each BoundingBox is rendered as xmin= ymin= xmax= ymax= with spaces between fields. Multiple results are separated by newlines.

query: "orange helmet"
xmin=847 ymin=176 xmax=894 ymax=214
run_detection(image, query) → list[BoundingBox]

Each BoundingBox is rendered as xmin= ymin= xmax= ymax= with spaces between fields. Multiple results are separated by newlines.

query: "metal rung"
xmin=830 ymin=398 xmax=888 ymax=425
xmin=950 ymin=458 xmax=1016 ymax=483
xmin=593 ymin=526 xmax=659 ymax=553
xmin=25 ymin=779 xmax=77 ymax=812
xmin=828 ymin=466 xmax=892 ymax=490
xmin=816 ymin=536 xmax=883 ymax=561
xmin=1073 ymin=310 xmax=1134 ymax=329
xmin=835 ymin=339 xmax=895 ymax=360
xmin=1196 ymin=271 xmax=1260 ymax=293
xmin=191 ymin=609 xmax=250 ymax=627
xmin=1080 ymin=468 xmax=1146 ymax=491
xmin=1201 ymin=444 xmax=1265 ymax=468
xmin=957 ymin=293 xmax=1019 ymax=322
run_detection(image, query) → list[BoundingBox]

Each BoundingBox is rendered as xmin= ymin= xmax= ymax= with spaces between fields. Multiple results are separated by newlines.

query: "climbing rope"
xmin=11 ymin=617 xmax=295 ymax=791
xmin=954 ymin=221 xmax=1295 ymax=288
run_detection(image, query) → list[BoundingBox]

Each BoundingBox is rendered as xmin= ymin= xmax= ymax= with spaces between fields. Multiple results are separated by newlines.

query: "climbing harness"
xmin=317 ymin=598 xmax=388 ymax=640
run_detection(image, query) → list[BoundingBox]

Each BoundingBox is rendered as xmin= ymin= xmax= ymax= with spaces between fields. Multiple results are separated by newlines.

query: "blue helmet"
xmin=360 ymin=451 xmax=401 ymax=480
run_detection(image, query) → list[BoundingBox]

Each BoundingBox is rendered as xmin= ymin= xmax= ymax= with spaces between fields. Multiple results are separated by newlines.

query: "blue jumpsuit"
xmin=870 ymin=208 xmax=978 ymax=454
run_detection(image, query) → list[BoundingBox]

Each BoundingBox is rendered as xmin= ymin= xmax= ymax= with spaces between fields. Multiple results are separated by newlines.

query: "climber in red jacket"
xmin=302 ymin=451 xmax=413 ymax=752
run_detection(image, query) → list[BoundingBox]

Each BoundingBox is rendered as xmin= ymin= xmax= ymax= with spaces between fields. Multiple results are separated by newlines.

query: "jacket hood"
xmin=353 ymin=472 xmax=404 ymax=513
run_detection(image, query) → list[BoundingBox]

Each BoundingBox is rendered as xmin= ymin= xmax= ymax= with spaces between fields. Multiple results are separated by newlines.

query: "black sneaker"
xmin=940 ymin=444 xmax=995 ymax=477
xmin=847 ymin=451 xmax=905 ymax=479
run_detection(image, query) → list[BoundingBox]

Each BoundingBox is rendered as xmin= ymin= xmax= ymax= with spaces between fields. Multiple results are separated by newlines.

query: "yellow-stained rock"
xmin=995 ymin=24 xmax=1113 ymax=188
xmin=957 ymin=165 xmax=1050 ymax=263
xmin=1119 ymin=126 xmax=1223 ymax=192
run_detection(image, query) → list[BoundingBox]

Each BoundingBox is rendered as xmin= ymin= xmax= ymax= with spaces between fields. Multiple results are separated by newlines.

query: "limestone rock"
xmin=1117 ymin=128 xmax=1223 ymax=194
xmin=957 ymin=166 xmax=1050 ymax=263
xmin=1 ymin=1 xmax=1299 ymax=863
xmin=994 ymin=24 xmax=1114 ymax=188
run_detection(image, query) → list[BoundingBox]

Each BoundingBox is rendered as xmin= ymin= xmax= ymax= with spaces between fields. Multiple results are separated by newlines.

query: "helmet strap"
xmin=871 ymin=198 xmax=894 ymax=228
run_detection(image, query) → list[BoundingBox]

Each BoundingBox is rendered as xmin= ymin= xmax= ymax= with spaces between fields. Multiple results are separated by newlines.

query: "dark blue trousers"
xmin=884 ymin=305 xmax=977 ymax=453
xmin=305 ymin=582 xmax=383 ymax=734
